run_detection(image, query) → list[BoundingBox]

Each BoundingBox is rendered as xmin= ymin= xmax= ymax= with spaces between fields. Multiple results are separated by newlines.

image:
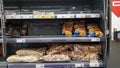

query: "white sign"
xmin=36 ymin=64 xmax=44 ymax=68
xmin=90 ymin=60 xmax=99 ymax=67
xmin=16 ymin=38 xmax=26 ymax=43
xmin=113 ymin=1 xmax=120 ymax=6
xmin=75 ymin=63 xmax=84 ymax=67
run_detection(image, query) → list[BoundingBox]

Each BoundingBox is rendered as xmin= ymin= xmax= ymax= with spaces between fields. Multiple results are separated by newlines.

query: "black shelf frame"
xmin=7 ymin=37 xmax=104 ymax=43
xmin=8 ymin=61 xmax=104 ymax=68
xmin=0 ymin=37 xmax=105 ymax=43
xmin=0 ymin=0 xmax=110 ymax=68
xmin=0 ymin=0 xmax=7 ymax=57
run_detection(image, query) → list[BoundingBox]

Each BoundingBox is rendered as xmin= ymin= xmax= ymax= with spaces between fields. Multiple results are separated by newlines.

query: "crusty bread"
xmin=40 ymin=54 xmax=71 ymax=61
xmin=7 ymin=55 xmax=38 ymax=62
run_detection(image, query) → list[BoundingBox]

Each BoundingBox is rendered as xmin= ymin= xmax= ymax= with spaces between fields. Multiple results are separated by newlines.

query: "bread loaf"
xmin=40 ymin=54 xmax=71 ymax=61
xmin=16 ymin=49 xmax=41 ymax=59
xmin=7 ymin=55 xmax=38 ymax=62
xmin=7 ymin=55 xmax=21 ymax=62
xmin=47 ymin=44 xmax=71 ymax=55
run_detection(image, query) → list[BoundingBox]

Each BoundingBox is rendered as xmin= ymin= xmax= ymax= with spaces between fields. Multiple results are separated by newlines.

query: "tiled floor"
xmin=110 ymin=42 xmax=120 ymax=68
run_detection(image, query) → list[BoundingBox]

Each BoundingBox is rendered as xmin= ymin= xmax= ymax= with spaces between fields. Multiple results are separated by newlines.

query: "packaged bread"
xmin=62 ymin=21 xmax=73 ymax=37
xmin=30 ymin=47 xmax=46 ymax=56
xmin=46 ymin=45 xmax=63 ymax=54
xmin=60 ymin=51 xmax=71 ymax=57
xmin=84 ymin=52 xmax=100 ymax=61
xmin=90 ymin=53 xmax=100 ymax=60
xmin=16 ymin=49 xmax=42 ymax=59
xmin=19 ymin=55 xmax=39 ymax=62
xmin=73 ymin=20 xmax=86 ymax=37
xmin=79 ymin=28 xmax=87 ymax=37
xmin=95 ymin=45 xmax=102 ymax=54
xmin=7 ymin=55 xmax=21 ymax=62
xmin=71 ymin=51 xmax=85 ymax=60
xmin=7 ymin=55 xmax=38 ymax=62
xmin=47 ymin=44 xmax=71 ymax=55
xmin=87 ymin=23 xmax=103 ymax=37
xmin=94 ymin=27 xmax=103 ymax=37
xmin=40 ymin=54 xmax=71 ymax=61
xmin=71 ymin=44 xmax=101 ymax=61
xmin=88 ymin=44 xmax=102 ymax=54
xmin=73 ymin=44 xmax=83 ymax=51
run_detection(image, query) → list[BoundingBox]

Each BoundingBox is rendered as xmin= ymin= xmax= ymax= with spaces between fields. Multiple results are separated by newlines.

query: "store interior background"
xmin=110 ymin=9 xmax=120 ymax=68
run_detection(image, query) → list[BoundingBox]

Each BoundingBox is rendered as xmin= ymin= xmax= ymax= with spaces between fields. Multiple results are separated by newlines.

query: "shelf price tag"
xmin=85 ymin=14 xmax=91 ymax=18
xmin=90 ymin=60 xmax=99 ymax=67
xmin=33 ymin=12 xmax=55 ymax=19
xmin=21 ymin=15 xmax=33 ymax=19
xmin=6 ymin=15 xmax=16 ymax=19
xmin=16 ymin=38 xmax=26 ymax=43
xmin=56 ymin=14 xmax=74 ymax=18
xmin=75 ymin=63 xmax=84 ymax=67
xmin=91 ymin=38 xmax=100 ymax=42
xmin=76 ymin=14 xmax=85 ymax=18
xmin=36 ymin=64 xmax=44 ymax=68
xmin=90 ymin=14 xmax=100 ymax=18
xmin=15 ymin=15 xmax=22 ymax=19
xmin=15 ymin=15 xmax=33 ymax=19
xmin=36 ymin=15 xmax=55 ymax=19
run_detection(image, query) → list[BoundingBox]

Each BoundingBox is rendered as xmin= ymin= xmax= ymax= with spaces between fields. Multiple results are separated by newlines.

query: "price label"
xmin=6 ymin=15 xmax=16 ymax=19
xmin=21 ymin=15 xmax=33 ymax=19
xmin=85 ymin=14 xmax=91 ymax=18
xmin=35 ymin=15 xmax=54 ymax=19
xmin=90 ymin=14 xmax=100 ymax=18
xmin=76 ymin=14 xmax=85 ymax=18
xmin=15 ymin=15 xmax=22 ymax=19
xmin=15 ymin=15 xmax=32 ymax=19
xmin=45 ymin=15 xmax=55 ymax=18
xmin=75 ymin=63 xmax=84 ymax=67
xmin=57 ymin=14 xmax=74 ymax=18
xmin=90 ymin=60 xmax=99 ymax=67
xmin=36 ymin=64 xmax=44 ymax=68
xmin=96 ymin=14 xmax=100 ymax=17
xmin=16 ymin=38 xmax=26 ymax=43
xmin=91 ymin=38 xmax=100 ymax=42
xmin=33 ymin=11 xmax=55 ymax=19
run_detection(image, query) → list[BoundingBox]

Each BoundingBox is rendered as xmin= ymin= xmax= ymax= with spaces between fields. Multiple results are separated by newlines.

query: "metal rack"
xmin=0 ymin=0 xmax=110 ymax=68
xmin=8 ymin=61 xmax=104 ymax=68
xmin=0 ymin=0 xmax=7 ymax=57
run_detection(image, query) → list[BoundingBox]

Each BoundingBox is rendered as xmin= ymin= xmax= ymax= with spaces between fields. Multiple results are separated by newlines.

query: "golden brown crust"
xmin=40 ymin=54 xmax=71 ymax=61
xmin=7 ymin=55 xmax=38 ymax=62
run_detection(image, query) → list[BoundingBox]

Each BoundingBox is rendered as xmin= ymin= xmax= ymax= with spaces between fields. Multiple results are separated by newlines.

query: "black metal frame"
xmin=0 ymin=0 xmax=110 ymax=68
xmin=0 ymin=0 xmax=7 ymax=57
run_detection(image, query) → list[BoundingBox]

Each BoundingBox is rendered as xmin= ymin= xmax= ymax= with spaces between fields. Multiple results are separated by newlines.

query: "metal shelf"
xmin=4 ymin=0 xmax=88 ymax=1
xmin=0 ymin=62 xmax=7 ymax=68
xmin=5 ymin=13 xmax=100 ymax=19
xmin=7 ymin=61 xmax=104 ymax=68
xmin=6 ymin=37 xmax=104 ymax=43
xmin=0 ymin=38 xmax=2 ymax=43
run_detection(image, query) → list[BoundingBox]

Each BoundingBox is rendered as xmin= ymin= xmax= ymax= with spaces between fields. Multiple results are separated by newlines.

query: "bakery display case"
xmin=0 ymin=0 xmax=110 ymax=68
